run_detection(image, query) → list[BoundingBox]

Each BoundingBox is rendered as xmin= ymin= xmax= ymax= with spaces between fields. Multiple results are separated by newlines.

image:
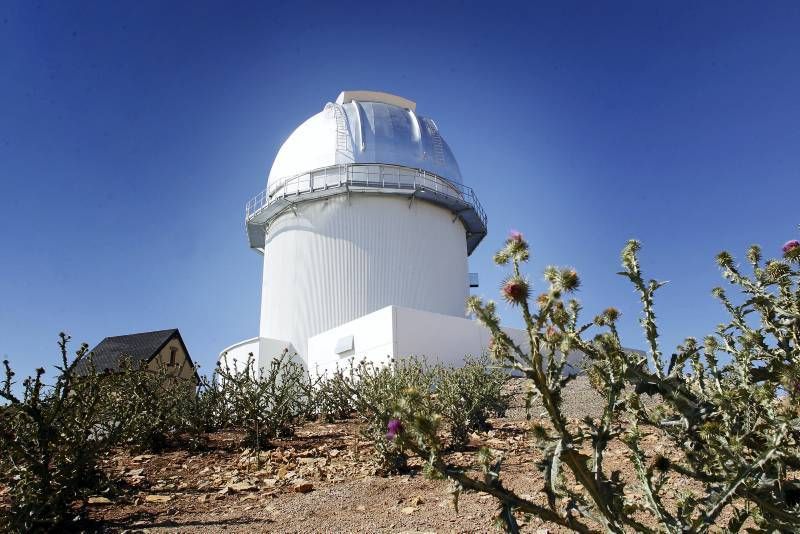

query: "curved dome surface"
xmin=268 ymin=91 xmax=462 ymax=187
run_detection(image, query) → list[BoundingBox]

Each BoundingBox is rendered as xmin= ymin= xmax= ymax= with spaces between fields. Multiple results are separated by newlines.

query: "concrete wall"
xmin=306 ymin=305 xmax=530 ymax=377
xmin=260 ymin=194 xmax=469 ymax=364
xmin=307 ymin=306 xmax=395 ymax=377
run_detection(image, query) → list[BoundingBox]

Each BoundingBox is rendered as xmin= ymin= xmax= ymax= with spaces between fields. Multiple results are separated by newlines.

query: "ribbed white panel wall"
xmin=259 ymin=195 xmax=468 ymax=360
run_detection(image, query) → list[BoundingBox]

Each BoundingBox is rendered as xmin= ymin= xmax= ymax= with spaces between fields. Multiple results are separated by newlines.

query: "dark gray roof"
xmin=75 ymin=329 xmax=179 ymax=375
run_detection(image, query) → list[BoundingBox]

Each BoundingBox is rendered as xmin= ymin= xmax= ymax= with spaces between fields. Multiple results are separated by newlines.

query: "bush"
xmin=0 ymin=334 xmax=110 ymax=531
xmin=313 ymin=367 xmax=356 ymax=422
xmin=193 ymin=371 xmax=233 ymax=432
xmin=434 ymin=355 xmax=510 ymax=449
xmin=391 ymin=232 xmax=800 ymax=532
xmin=94 ymin=358 xmax=201 ymax=451
xmin=215 ymin=350 xmax=312 ymax=449
xmin=340 ymin=356 xmax=436 ymax=473
xmin=339 ymin=355 xmax=509 ymax=471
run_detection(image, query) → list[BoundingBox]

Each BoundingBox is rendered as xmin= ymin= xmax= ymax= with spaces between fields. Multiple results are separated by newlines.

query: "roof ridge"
xmin=102 ymin=328 xmax=178 ymax=340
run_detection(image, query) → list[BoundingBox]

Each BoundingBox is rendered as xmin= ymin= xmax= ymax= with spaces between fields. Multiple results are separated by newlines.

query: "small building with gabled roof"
xmin=75 ymin=328 xmax=199 ymax=385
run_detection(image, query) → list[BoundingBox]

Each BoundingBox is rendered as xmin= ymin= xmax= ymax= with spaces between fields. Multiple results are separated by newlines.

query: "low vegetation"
xmin=391 ymin=233 xmax=800 ymax=532
xmin=1 ymin=233 xmax=797 ymax=532
xmin=0 ymin=339 xmax=508 ymax=530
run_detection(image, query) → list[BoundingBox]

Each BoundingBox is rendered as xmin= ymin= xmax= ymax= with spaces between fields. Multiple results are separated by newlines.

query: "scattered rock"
xmin=144 ymin=494 xmax=171 ymax=503
xmin=401 ymin=506 xmax=417 ymax=514
xmin=229 ymin=481 xmax=257 ymax=492
xmin=293 ymin=479 xmax=314 ymax=493
xmin=87 ymin=496 xmax=112 ymax=505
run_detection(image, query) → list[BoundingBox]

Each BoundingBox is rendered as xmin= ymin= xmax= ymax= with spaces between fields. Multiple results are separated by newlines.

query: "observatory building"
xmin=221 ymin=90 xmax=522 ymax=374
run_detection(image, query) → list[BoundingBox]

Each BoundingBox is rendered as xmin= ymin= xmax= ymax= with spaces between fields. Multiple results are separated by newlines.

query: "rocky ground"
xmin=6 ymin=377 xmax=788 ymax=532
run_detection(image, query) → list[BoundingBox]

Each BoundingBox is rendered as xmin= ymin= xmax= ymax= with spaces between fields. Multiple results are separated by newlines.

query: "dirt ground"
xmin=15 ymin=377 xmax=790 ymax=532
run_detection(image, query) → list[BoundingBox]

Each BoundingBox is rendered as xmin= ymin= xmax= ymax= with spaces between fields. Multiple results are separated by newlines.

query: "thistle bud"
xmin=715 ymin=251 xmax=734 ymax=268
xmin=603 ymin=307 xmax=620 ymax=322
xmin=501 ymin=276 xmax=529 ymax=306
xmin=560 ymin=268 xmax=580 ymax=292
xmin=783 ymin=239 xmax=800 ymax=261
xmin=504 ymin=230 xmax=529 ymax=262
xmin=493 ymin=250 xmax=511 ymax=265
xmin=488 ymin=336 xmax=509 ymax=361
xmin=545 ymin=325 xmax=562 ymax=343
xmin=536 ymin=292 xmax=549 ymax=307
xmin=746 ymin=245 xmax=761 ymax=265
xmin=466 ymin=295 xmax=483 ymax=314
xmin=765 ymin=261 xmax=790 ymax=282
xmin=386 ymin=418 xmax=403 ymax=441
xmin=782 ymin=239 xmax=800 ymax=254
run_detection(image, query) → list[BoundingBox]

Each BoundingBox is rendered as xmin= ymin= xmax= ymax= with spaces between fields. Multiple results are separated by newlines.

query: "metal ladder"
xmin=328 ymin=103 xmax=351 ymax=156
xmin=425 ymin=118 xmax=445 ymax=165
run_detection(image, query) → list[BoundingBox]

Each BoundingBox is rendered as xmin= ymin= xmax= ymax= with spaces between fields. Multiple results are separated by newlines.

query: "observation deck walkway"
xmin=245 ymin=164 xmax=487 ymax=255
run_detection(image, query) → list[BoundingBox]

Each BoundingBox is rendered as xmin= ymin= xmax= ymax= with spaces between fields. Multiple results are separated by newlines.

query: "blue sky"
xmin=1 ymin=1 xmax=798 ymax=381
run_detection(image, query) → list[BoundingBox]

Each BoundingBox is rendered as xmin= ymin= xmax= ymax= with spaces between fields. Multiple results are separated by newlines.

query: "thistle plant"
xmin=391 ymin=232 xmax=800 ymax=533
xmin=313 ymin=367 xmax=357 ymax=422
xmin=338 ymin=356 xmax=436 ymax=473
xmin=0 ymin=334 xmax=110 ymax=531
xmin=339 ymin=355 xmax=509 ymax=471
xmin=95 ymin=357 xmax=201 ymax=451
xmin=433 ymin=355 xmax=510 ymax=449
xmin=215 ymin=350 xmax=312 ymax=449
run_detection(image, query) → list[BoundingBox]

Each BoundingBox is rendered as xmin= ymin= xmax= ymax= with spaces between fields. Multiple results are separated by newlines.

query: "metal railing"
xmin=245 ymin=163 xmax=486 ymax=228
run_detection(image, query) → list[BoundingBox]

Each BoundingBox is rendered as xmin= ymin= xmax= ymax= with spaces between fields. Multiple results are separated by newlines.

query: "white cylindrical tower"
xmin=244 ymin=91 xmax=487 ymax=364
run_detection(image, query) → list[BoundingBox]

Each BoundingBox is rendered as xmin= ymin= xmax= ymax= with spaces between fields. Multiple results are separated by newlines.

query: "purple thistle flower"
xmin=509 ymin=229 xmax=523 ymax=243
xmin=502 ymin=277 xmax=529 ymax=305
xmin=386 ymin=418 xmax=403 ymax=440
xmin=782 ymin=240 xmax=800 ymax=254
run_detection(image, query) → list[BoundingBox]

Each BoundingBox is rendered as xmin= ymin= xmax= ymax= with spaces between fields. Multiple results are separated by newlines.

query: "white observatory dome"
xmin=238 ymin=90 xmax=487 ymax=366
xmin=267 ymin=91 xmax=462 ymax=188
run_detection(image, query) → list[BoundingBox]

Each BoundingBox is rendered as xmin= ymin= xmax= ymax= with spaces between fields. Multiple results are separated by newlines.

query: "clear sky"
xmin=1 ymin=1 xmax=798 ymax=381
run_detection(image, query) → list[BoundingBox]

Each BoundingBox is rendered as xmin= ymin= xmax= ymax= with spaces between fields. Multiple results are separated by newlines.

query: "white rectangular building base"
xmin=307 ymin=305 xmax=528 ymax=377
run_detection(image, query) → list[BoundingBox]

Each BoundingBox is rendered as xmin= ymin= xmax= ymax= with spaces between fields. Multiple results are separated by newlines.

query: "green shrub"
xmin=94 ymin=358 xmax=200 ymax=451
xmin=338 ymin=355 xmax=509 ymax=468
xmin=313 ymin=367 xmax=356 ymax=422
xmin=0 ymin=334 xmax=110 ymax=532
xmin=340 ymin=356 xmax=436 ymax=473
xmin=434 ymin=355 xmax=510 ymax=449
xmin=215 ymin=350 xmax=312 ymax=449
xmin=193 ymin=371 xmax=233 ymax=432
xmin=391 ymin=232 xmax=800 ymax=533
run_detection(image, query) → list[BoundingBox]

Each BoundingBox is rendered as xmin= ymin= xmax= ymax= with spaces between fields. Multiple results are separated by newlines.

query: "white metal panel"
xmin=218 ymin=337 xmax=260 ymax=374
xmin=260 ymin=195 xmax=468 ymax=364
xmin=267 ymin=97 xmax=462 ymax=187
xmin=218 ymin=336 xmax=296 ymax=376
xmin=307 ymin=305 xmax=531 ymax=377
xmin=307 ymin=305 xmax=396 ymax=377
xmin=392 ymin=306 xmax=529 ymax=367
